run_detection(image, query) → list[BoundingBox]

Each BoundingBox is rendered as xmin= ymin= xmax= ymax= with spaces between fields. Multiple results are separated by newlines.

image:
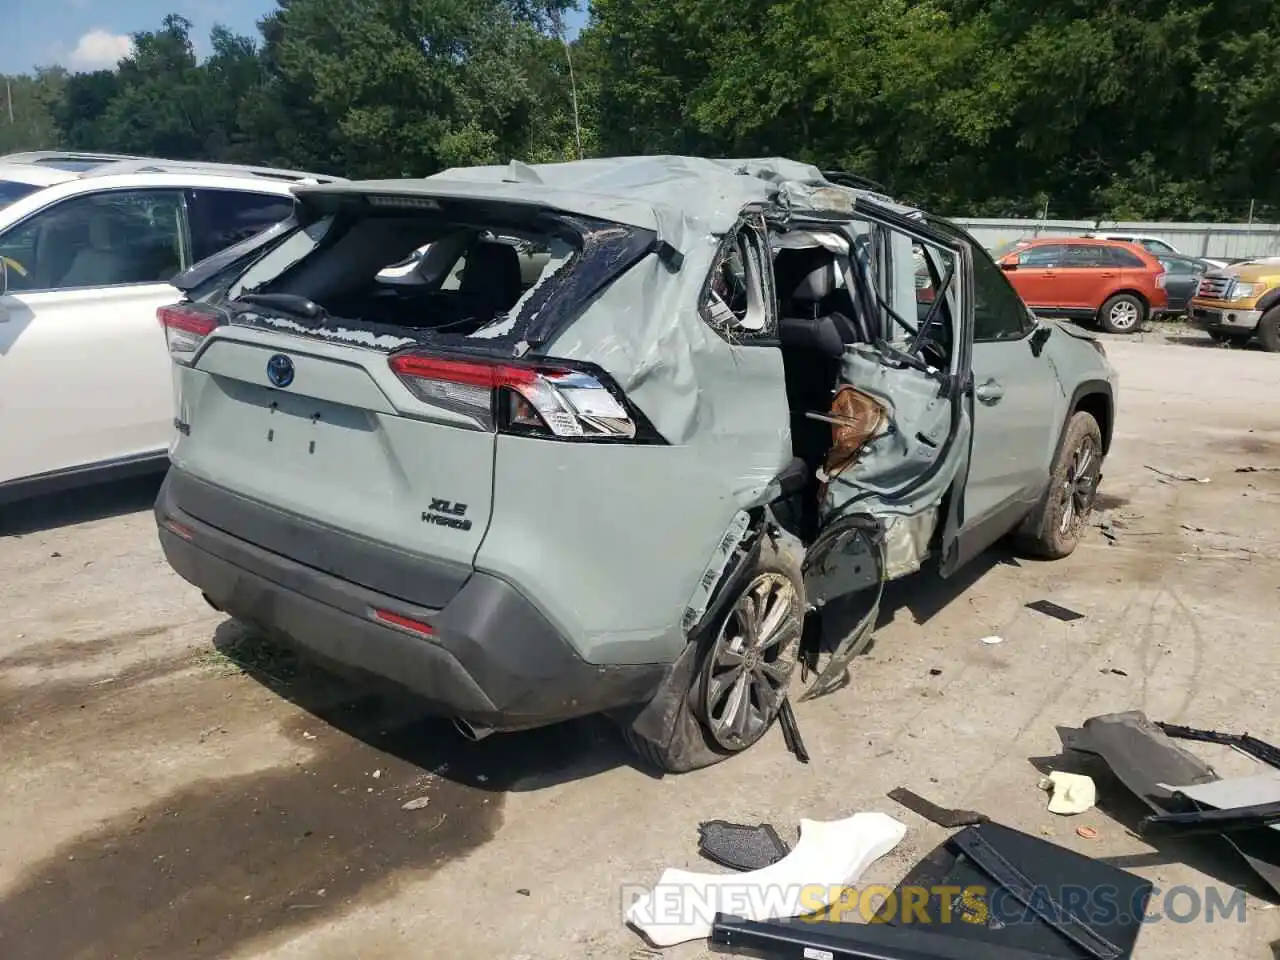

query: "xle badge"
xmin=423 ymin=498 xmax=471 ymax=531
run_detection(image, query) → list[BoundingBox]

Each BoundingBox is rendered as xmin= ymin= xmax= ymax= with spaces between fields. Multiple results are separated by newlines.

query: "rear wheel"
xmin=1015 ymin=411 xmax=1103 ymax=560
xmin=1257 ymin=308 xmax=1280 ymax=353
xmin=1097 ymin=294 xmax=1145 ymax=334
xmin=618 ymin=536 xmax=805 ymax=772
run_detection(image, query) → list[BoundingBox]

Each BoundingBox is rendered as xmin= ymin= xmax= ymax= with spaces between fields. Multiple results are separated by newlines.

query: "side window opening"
xmin=0 ymin=189 xmax=188 ymax=292
xmin=699 ymin=222 xmax=772 ymax=340
xmin=190 ymin=189 xmax=295 ymax=263
xmin=1019 ymin=245 xmax=1065 ymax=268
xmin=972 ymin=244 xmax=1034 ymax=342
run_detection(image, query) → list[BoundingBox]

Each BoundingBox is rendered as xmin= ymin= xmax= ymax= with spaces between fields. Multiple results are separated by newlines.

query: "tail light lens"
xmin=158 ymin=304 xmax=220 ymax=362
xmin=388 ymin=352 xmax=661 ymax=442
xmin=1155 ymin=271 xmax=1168 ymax=289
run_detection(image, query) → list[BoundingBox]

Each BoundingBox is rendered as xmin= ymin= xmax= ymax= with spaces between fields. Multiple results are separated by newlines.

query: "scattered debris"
xmin=1058 ymin=710 xmax=1280 ymax=898
xmin=698 ymin=821 xmax=791 ymax=872
xmin=1236 ymin=465 xmax=1280 ymax=474
xmin=517 ymin=888 xmax=531 ymax=896
xmin=371 ymin=769 xmax=382 ymax=779
xmin=980 ymin=635 xmax=1005 ymax=645
xmin=1076 ymin=825 xmax=1099 ymax=840
xmin=887 ymin=787 xmax=989 ymax=828
xmin=302 ymin=731 xmax=317 ymax=740
xmin=1039 ymin=771 xmax=1097 ymax=815
xmin=1026 ymin=599 xmax=1086 ymax=622
xmin=625 ymin=812 xmax=906 ymax=947
xmin=1146 ymin=773 xmax=1280 ymax=836
xmin=929 ymin=667 xmax=943 ymax=676
xmin=50 ymin=551 xmax=62 ymax=558
xmin=777 ymin=698 xmax=809 ymax=764
xmin=1104 ymin=668 xmax=1129 ymax=677
xmin=1145 ymin=464 xmax=1210 ymax=483
xmin=401 ymin=796 xmax=432 ymax=811
xmin=711 ymin=821 xmax=1151 ymax=960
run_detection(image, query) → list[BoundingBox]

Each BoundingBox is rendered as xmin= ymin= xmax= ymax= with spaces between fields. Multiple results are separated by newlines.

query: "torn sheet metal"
xmin=624 ymin=811 xmax=906 ymax=948
xmin=821 ymin=344 xmax=970 ymax=521
xmin=680 ymin=510 xmax=752 ymax=634
xmin=549 ymin=236 xmax=793 ymax=510
xmin=880 ymin=508 xmax=939 ymax=580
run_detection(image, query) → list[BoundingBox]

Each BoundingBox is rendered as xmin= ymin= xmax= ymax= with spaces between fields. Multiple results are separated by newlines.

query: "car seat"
xmin=457 ymin=239 xmax=524 ymax=317
xmin=56 ymin=209 xmax=138 ymax=288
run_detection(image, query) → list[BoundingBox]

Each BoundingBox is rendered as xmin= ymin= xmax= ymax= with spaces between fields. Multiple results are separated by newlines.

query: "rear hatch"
xmin=161 ymin=186 xmax=661 ymax=608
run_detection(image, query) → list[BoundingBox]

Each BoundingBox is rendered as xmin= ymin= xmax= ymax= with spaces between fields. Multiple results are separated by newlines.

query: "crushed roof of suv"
xmin=293 ymin=156 xmax=912 ymax=250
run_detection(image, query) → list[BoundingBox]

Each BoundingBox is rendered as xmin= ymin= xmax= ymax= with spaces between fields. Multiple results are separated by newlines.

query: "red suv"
xmin=995 ymin=238 xmax=1169 ymax=334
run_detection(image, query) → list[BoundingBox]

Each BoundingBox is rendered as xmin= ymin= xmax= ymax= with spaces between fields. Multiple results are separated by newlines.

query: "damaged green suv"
xmin=154 ymin=157 xmax=1118 ymax=772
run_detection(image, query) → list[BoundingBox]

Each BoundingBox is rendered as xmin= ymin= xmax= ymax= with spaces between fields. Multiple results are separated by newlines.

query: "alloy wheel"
xmin=1108 ymin=300 xmax=1140 ymax=331
xmin=701 ymin=573 xmax=802 ymax=751
xmin=1059 ymin=436 xmax=1100 ymax=537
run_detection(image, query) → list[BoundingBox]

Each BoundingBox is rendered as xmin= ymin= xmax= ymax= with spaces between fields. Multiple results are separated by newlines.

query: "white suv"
xmin=0 ymin=152 xmax=341 ymax=504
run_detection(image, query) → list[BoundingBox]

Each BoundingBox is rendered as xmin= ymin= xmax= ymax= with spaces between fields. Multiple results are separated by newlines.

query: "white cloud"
xmin=66 ymin=29 xmax=134 ymax=70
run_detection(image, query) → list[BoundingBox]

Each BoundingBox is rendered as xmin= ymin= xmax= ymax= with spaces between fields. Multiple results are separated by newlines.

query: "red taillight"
xmin=388 ymin=351 xmax=646 ymax=441
xmin=158 ymin=304 xmax=219 ymax=361
xmin=371 ymin=608 xmax=436 ymax=637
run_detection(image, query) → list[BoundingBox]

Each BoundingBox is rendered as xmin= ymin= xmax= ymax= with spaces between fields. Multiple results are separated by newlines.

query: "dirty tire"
xmin=1097 ymin=293 xmax=1145 ymax=334
xmin=1015 ymin=411 xmax=1104 ymax=560
xmin=618 ymin=536 xmax=805 ymax=774
xmin=1257 ymin=307 xmax=1280 ymax=353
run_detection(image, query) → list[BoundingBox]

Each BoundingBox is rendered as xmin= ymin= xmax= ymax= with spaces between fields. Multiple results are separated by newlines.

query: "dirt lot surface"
xmin=2 ymin=331 xmax=1279 ymax=960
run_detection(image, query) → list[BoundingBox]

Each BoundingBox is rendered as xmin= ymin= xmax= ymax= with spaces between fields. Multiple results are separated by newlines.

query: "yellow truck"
xmin=1189 ymin=257 xmax=1280 ymax=351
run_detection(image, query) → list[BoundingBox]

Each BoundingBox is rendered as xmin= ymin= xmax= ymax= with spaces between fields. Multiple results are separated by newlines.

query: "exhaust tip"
xmin=453 ymin=718 xmax=495 ymax=741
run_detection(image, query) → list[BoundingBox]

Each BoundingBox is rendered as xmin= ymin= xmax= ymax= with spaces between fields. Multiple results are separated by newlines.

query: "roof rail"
xmin=0 ymin=150 xmax=155 ymax=166
xmin=79 ymin=157 xmax=346 ymax=183
xmin=821 ymin=169 xmax=889 ymax=195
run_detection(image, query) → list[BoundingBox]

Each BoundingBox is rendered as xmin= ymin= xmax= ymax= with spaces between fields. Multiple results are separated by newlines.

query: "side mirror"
xmin=1001 ymin=257 xmax=1019 ymax=271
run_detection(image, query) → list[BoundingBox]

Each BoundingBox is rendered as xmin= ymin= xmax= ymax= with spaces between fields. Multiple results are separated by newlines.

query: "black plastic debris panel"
xmin=1059 ymin=710 xmax=1280 ymax=900
xmin=1025 ymin=600 xmax=1086 ymax=623
xmin=710 ymin=821 xmax=1153 ymax=960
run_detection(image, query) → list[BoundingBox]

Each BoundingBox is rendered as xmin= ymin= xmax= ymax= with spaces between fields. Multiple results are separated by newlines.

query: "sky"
xmin=0 ymin=0 xmax=589 ymax=75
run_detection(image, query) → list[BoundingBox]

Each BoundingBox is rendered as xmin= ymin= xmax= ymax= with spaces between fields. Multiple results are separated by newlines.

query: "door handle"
xmin=1099 ymin=271 xmax=1116 ymax=278
xmin=975 ymin=379 xmax=1004 ymax=404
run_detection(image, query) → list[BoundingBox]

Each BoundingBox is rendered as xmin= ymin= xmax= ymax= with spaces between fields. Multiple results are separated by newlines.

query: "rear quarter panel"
xmin=473 ymin=250 xmax=793 ymax=668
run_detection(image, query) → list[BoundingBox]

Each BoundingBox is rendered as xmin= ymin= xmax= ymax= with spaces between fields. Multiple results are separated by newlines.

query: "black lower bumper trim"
xmin=156 ymin=471 xmax=666 ymax=729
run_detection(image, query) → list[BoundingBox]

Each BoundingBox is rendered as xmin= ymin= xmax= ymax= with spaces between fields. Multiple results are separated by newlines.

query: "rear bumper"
xmin=1190 ymin=305 xmax=1262 ymax=333
xmin=155 ymin=470 xmax=666 ymax=729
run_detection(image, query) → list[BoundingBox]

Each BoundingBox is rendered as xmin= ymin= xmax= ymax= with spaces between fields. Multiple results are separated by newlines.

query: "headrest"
xmin=86 ymin=210 xmax=129 ymax=250
xmin=460 ymin=240 xmax=521 ymax=295
xmin=791 ymin=261 xmax=835 ymax=303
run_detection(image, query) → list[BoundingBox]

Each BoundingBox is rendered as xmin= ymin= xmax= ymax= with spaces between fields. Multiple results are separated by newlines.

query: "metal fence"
xmin=949 ymin=217 xmax=1280 ymax=261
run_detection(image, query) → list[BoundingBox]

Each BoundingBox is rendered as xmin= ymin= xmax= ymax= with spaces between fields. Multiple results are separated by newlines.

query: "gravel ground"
xmin=1 ymin=330 xmax=1278 ymax=960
